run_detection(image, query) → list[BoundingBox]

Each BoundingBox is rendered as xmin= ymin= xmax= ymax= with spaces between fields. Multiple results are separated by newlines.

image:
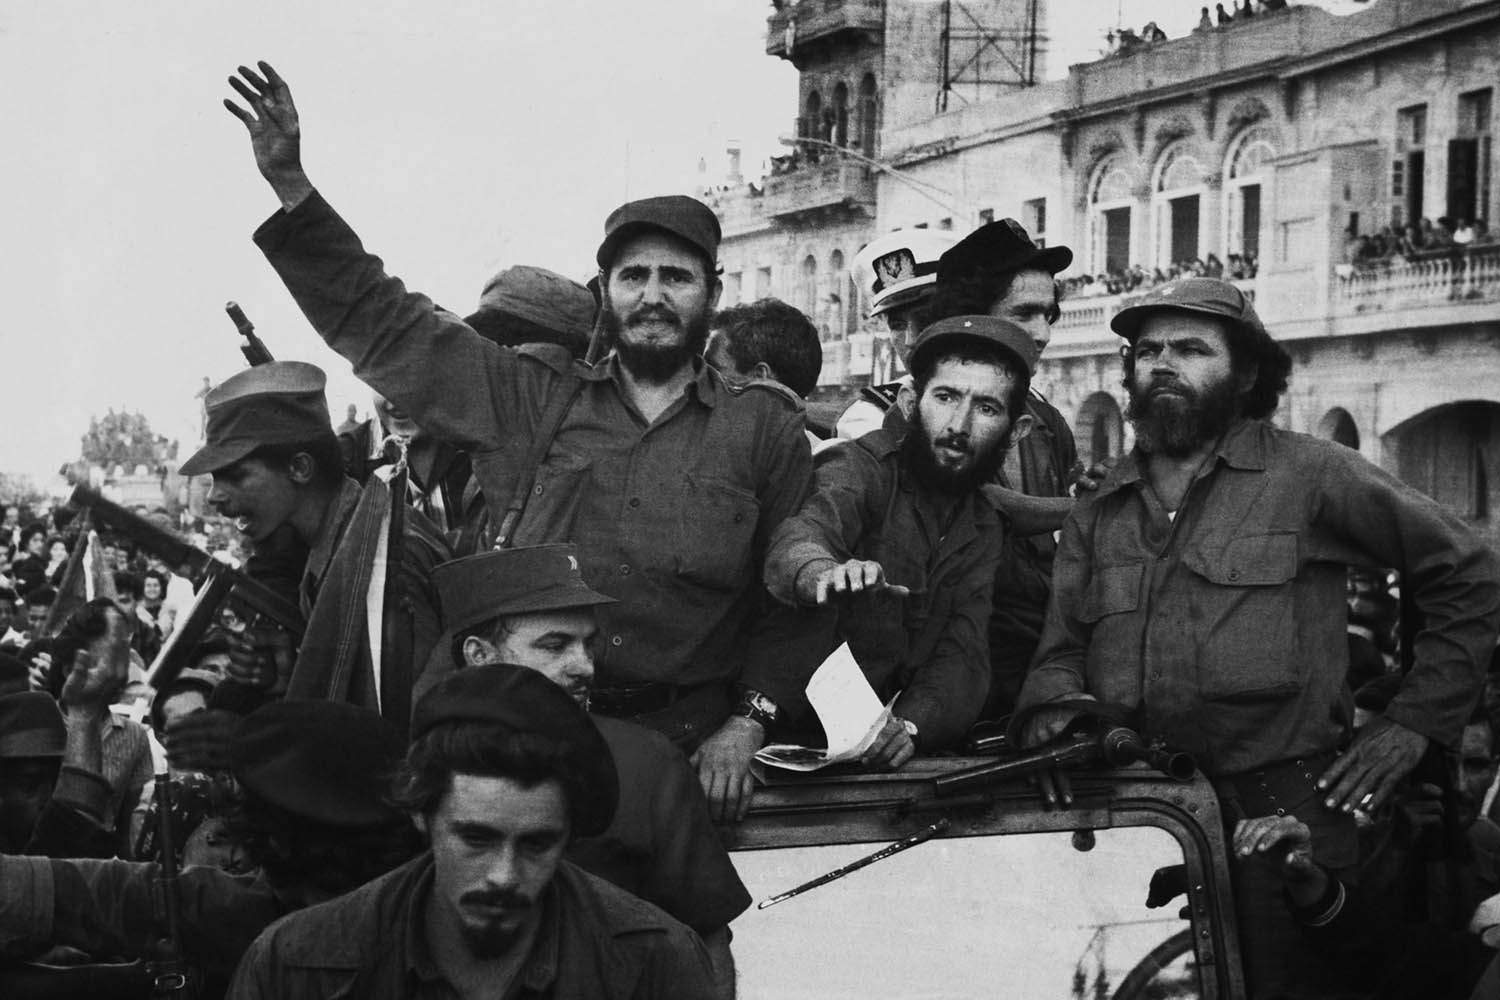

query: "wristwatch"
xmin=733 ymin=688 xmax=780 ymax=729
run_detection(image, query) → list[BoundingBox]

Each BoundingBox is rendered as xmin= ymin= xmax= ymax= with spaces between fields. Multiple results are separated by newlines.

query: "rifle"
xmin=932 ymin=722 xmax=1195 ymax=799
xmin=225 ymin=301 xmax=273 ymax=366
xmin=146 ymin=773 xmax=199 ymax=998
xmin=66 ymin=486 xmax=305 ymax=691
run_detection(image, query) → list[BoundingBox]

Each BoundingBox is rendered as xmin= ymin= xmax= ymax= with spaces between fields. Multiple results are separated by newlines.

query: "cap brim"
xmin=870 ymin=281 xmax=936 ymax=317
xmin=178 ymin=438 xmax=258 ymax=477
xmin=1111 ymin=301 xmax=1231 ymax=341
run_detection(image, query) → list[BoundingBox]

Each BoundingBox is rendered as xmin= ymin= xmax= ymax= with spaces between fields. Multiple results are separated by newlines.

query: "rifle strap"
xmin=493 ymin=376 xmax=584 ymax=550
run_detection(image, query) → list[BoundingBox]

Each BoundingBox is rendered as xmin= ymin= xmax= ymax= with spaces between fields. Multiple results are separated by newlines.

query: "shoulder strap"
xmin=494 ymin=375 xmax=585 ymax=549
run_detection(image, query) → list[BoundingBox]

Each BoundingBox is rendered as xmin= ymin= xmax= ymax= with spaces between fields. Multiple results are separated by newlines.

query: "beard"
xmin=903 ymin=406 xmax=1012 ymax=496
xmin=456 ymin=887 xmax=538 ymax=958
xmin=1126 ymin=369 xmax=1242 ymax=457
xmin=601 ymin=299 xmax=711 ymax=385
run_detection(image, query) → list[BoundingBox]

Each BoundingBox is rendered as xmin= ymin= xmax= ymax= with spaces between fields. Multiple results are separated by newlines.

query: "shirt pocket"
xmin=510 ymin=449 xmax=592 ymax=546
xmin=1181 ymin=531 xmax=1302 ymax=701
xmin=675 ymin=475 xmax=761 ymax=590
xmin=1078 ymin=562 xmax=1144 ymax=622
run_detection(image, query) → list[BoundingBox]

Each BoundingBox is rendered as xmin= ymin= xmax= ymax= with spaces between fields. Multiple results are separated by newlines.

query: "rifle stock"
xmin=66 ymin=486 xmax=305 ymax=690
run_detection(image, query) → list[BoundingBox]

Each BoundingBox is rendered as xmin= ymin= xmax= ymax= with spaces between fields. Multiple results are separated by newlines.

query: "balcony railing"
xmin=1054 ymin=278 xmax=1258 ymax=338
xmin=1335 ymin=246 xmax=1500 ymax=314
xmin=767 ymin=0 xmax=884 ymax=58
xmin=761 ymin=160 xmax=876 ymax=221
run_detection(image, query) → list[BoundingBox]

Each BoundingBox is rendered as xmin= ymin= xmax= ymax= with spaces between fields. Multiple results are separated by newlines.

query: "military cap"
xmin=909 ymin=315 xmax=1038 ymax=379
xmin=0 ymin=692 xmax=65 ymax=759
xmin=464 ymin=265 xmax=596 ymax=358
xmin=596 ymin=195 xmax=721 ymax=272
xmin=936 ymin=218 xmax=1073 ymax=285
xmin=411 ymin=663 xmax=618 ymax=837
xmin=852 ymin=229 xmax=960 ymax=318
xmin=180 ymin=361 xmax=333 ymax=476
xmin=1110 ymin=276 xmax=1267 ymax=343
xmin=232 ymin=700 xmax=407 ymax=828
xmin=435 ymin=544 xmax=614 ymax=638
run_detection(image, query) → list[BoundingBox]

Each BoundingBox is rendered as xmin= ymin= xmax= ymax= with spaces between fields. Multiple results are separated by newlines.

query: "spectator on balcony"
xmin=1142 ymin=21 xmax=1167 ymax=43
xmin=1216 ymin=2 xmax=1234 ymax=26
xmin=1454 ymin=219 xmax=1477 ymax=246
xmin=1195 ymin=7 xmax=1213 ymax=32
xmin=1433 ymin=217 xmax=1458 ymax=249
xmin=1205 ymin=253 xmax=1225 ymax=278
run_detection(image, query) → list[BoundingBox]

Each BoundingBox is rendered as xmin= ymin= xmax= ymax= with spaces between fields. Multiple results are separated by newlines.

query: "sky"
xmin=0 ymin=0 xmax=1363 ymax=486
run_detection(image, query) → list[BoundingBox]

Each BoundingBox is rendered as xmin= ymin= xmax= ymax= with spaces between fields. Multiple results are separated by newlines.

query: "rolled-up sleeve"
xmin=763 ymin=442 xmax=876 ymax=606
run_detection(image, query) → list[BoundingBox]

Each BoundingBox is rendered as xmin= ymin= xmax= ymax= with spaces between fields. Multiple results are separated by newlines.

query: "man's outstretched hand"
xmin=223 ymin=61 xmax=314 ymax=211
xmin=797 ymin=559 xmax=911 ymax=606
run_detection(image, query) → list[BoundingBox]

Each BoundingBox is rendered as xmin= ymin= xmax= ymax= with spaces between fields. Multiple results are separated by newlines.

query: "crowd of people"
xmin=1106 ymin=0 xmax=1292 ymax=56
xmin=1061 ymin=250 xmax=1259 ymax=300
xmin=0 ymin=57 xmax=1497 ymax=999
xmin=1344 ymin=215 xmax=1497 ymax=269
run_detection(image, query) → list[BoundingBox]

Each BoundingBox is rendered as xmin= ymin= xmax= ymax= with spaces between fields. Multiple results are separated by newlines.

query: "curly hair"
xmin=709 ymin=298 xmax=823 ymax=398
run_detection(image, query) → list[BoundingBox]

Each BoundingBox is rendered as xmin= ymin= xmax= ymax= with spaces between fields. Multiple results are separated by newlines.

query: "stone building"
xmin=707 ymin=0 xmax=1048 ymax=387
xmin=710 ymin=0 xmax=1499 ymax=544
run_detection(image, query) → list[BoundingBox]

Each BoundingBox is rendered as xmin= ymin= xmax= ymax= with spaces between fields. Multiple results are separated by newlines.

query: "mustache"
xmin=626 ymin=305 xmax=681 ymax=326
xmin=933 ymin=432 xmax=971 ymax=453
xmin=461 ymin=888 xmax=534 ymax=911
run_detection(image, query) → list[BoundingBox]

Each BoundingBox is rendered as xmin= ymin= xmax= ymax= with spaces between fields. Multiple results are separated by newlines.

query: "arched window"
xmin=1075 ymin=392 xmax=1125 ymax=468
xmin=1223 ymin=126 xmax=1276 ymax=269
xmin=825 ymin=249 xmax=846 ymax=340
xmin=833 ymin=82 xmax=850 ymax=147
xmin=800 ymin=254 xmax=819 ymax=318
xmin=1088 ymin=156 xmax=1135 ymax=276
xmin=1151 ymin=141 xmax=1206 ymax=270
xmin=1316 ymin=407 xmax=1360 ymax=451
xmin=802 ymin=91 xmax=823 ymax=148
xmin=858 ymin=74 xmax=878 ymax=157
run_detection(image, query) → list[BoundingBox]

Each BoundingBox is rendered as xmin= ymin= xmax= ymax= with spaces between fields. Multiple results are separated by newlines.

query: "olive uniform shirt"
xmin=254 ymin=193 xmax=815 ymax=707
xmin=1018 ymin=418 xmax=1500 ymax=777
xmin=765 ymin=428 xmax=1007 ymax=749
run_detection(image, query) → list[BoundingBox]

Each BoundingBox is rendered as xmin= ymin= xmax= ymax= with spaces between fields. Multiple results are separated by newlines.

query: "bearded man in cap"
xmin=225 ymin=63 xmax=816 ymax=822
xmin=922 ymin=218 xmax=1083 ymax=718
xmin=836 ymin=229 xmax=960 ymax=439
xmin=231 ymin=663 xmax=716 ymax=998
xmin=427 ymin=543 xmax=749 ymax=996
xmin=181 ymin=360 xmax=450 ymax=735
xmin=1013 ymin=276 xmax=1500 ymax=998
xmin=767 ymin=316 xmax=1036 ymax=766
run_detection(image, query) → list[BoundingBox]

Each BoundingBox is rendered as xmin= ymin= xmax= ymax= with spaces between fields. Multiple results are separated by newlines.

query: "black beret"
xmin=0 ymin=691 xmax=65 ymax=758
xmin=232 ymin=700 xmax=407 ymax=829
xmin=411 ymin=663 xmax=618 ymax=837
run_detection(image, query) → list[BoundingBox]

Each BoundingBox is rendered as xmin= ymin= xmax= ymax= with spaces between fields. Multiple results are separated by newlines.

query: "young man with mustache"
xmin=425 ymin=544 xmax=749 ymax=997
xmin=225 ymin=62 xmax=815 ymax=824
xmin=1014 ymin=277 xmax=1500 ymax=998
xmin=765 ymin=316 xmax=1036 ymax=767
xmin=229 ymin=664 xmax=716 ymax=998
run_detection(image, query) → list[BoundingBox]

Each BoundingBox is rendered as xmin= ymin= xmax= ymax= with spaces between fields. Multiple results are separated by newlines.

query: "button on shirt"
xmin=1018 ymin=419 xmax=1500 ymax=777
xmin=255 ymin=193 xmax=815 ymax=704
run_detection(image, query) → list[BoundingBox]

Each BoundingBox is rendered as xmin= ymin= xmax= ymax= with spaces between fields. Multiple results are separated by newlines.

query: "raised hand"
xmin=223 ymin=60 xmax=313 ymax=210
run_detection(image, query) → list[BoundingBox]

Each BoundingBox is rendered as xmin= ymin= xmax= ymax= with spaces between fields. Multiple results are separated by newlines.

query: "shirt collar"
xmin=403 ymin=858 xmax=562 ymax=993
xmin=581 ymin=354 xmax=721 ymax=409
xmin=304 ymin=477 xmax=363 ymax=588
xmin=1098 ymin=418 xmax=1268 ymax=500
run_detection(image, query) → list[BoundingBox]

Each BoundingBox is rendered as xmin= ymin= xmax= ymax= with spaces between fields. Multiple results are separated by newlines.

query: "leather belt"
xmin=589 ymin=683 xmax=687 ymax=718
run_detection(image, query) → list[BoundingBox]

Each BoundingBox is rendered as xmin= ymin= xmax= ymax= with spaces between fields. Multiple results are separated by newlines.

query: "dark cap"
xmin=909 ymin=315 xmax=1039 ymax=379
xmin=596 ymin=195 xmax=721 ymax=272
xmin=232 ymin=700 xmax=407 ymax=828
xmin=180 ymin=361 xmax=333 ymax=476
xmin=434 ymin=544 xmax=614 ymax=638
xmin=937 ymin=219 xmax=1073 ymax=286
xmin=1110 ymin=277 xmax=1266 ymax=343
xmin=0 ymin=691 xmax=65 ymax=759
xmin=411 ymin=663 xmax=618 ymax=836
xmin=464 ymin=265 xmax=596 ymax=358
